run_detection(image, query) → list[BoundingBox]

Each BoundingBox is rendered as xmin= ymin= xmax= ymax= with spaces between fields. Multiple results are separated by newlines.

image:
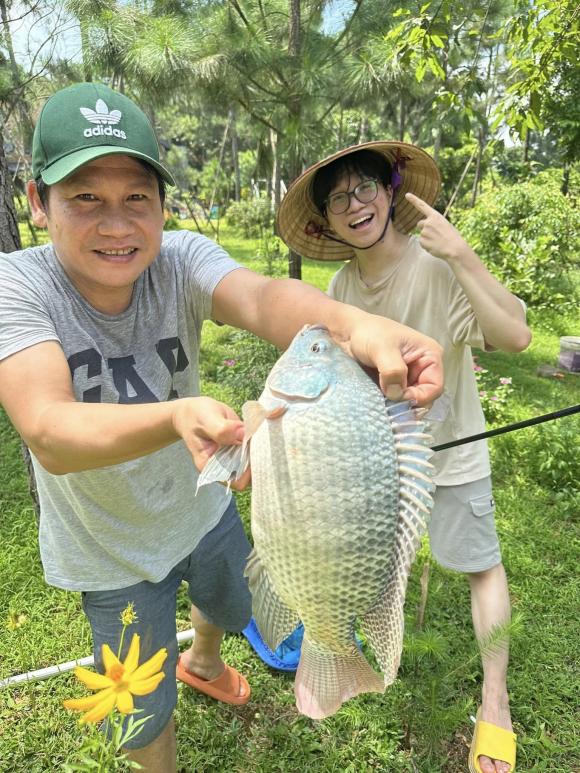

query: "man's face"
xmin=27 ymin=155 xmax=165 ymax=314
xmin=325 ymin=171 xmax=392 ymax=249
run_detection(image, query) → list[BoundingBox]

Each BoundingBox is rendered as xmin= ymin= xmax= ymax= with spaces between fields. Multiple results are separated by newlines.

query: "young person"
xmin=276 ymin=141 xmax=531 ymax=773
xmin=0 ymin=89 xmax=443 ymax=773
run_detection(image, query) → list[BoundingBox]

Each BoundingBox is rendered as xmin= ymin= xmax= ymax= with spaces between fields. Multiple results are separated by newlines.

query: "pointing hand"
xmin=405 ymin=192 xmax=471 ymax=263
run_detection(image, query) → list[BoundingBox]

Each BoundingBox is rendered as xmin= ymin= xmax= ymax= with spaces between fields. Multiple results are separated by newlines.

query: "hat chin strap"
xmin=319 ymin=176 xmax=400 ymax=253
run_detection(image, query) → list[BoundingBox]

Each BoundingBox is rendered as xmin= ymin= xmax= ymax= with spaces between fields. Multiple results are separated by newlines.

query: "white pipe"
xmin=0 ymin=628 xmax=195 ymax=689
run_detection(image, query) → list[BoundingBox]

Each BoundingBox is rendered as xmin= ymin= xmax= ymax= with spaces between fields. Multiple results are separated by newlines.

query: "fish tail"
xmin=294 ymin=637 xmax=384 ymax=720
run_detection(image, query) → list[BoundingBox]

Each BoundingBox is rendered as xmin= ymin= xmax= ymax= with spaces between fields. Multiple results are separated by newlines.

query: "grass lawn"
xmin=0 ymin=223 xmax=579 ymax=771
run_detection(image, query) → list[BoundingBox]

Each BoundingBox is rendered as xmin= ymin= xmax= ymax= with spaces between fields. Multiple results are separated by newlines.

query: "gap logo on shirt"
xmin=67 ymin=337 xmax=189 ymax=403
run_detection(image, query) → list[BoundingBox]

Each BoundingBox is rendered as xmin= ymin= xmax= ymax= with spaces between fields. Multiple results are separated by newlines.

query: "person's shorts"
xmin=428 ymin=476 xmax=501 ymax=573
xmin=81 ymin=498 xmax=252 ymax=749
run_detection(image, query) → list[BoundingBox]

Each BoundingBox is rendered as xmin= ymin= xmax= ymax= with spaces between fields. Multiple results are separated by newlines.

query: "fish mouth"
xmin=269 ymin=384 xmax=329 ymax=402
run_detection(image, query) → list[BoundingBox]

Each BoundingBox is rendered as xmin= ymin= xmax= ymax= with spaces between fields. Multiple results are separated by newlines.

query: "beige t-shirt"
xmin=328 ymin=235 xmax=490 ymax=486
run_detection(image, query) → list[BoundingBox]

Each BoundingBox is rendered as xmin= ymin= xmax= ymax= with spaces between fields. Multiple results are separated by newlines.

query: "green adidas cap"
xmin=32 ymin=82 xmax=175 ymax=185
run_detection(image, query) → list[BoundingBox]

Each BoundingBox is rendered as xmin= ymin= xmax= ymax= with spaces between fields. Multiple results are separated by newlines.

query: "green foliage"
xmin=472 ymin=358 xmax=515 ymax=426
xmin=511 ymin=418 xmax=580 ymax=494
xmin=225 ymin=197 xmax=274 ymax=239
xmin=1 ymin=232 xmax=580 ymax=770
xmin=214 ymin=330 xmax=279 ymax=410
xmin=163 ymin=215 xmax=181 ymax=231
xmin=436 ymin=142 xmax=489 ymax=211
xmin=494 ymin=0 xmax=579 ymax=161
xmin=255 ymin=233 xmax=287 ymax=278
xmin=190 ymin=156 xmax=231 ymax=206
xmin=457 ymin=173 xmax=580 ymax=311
xmin=63 ymin=712 xmax=150 ymax=771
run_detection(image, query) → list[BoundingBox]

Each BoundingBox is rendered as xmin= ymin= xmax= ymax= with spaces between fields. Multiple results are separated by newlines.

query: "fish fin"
xmin=196 ymin=444 xmax=244 ymax=492
xmin=294 ymin=637 xmax=384 ymax=720
xmin=196 ymin=401 xmax=286 ymax=493
xmin=245 ymin=549 xmax=300 ymax=650
xmin=361 ymin=400 xmax=435 ymax=684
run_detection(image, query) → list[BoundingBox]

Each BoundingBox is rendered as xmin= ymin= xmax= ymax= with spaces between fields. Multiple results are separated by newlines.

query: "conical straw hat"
xmin=276 ymin=140 xmax=441 ymax=261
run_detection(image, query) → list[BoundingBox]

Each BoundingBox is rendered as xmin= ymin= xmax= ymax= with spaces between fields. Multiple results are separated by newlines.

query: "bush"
xmin=492 ymin=415 xmax=580 ymax=495
xmin=472 ymin=357 xmax=514 ymax=426
xmin=226 ymin=197 xmax=274 ymax=238
xmin=456 ymin=171 xmax=580 ymax=312
xmin=436 ymin=142 xmax=490 ymax=212
xmin=215 ymin=330 xmax=280 ymax=409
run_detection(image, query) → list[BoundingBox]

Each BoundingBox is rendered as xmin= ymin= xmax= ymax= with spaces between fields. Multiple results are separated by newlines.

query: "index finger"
xmin=405 ymin=192 xmax=436 ymax=216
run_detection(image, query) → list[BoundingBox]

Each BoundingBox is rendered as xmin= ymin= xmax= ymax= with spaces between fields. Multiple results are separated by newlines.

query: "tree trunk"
xmin=398 ymin=93 xmax=405 ymax=141
xmin=230 ymin=109 xmax=241 ymax=202
xmin=0 ymin=0 xmax=33 ymax=149
xmin=0 ymin=129 xmax=20 ymax=252
xmin=208 ymin=116 xmax=231 ymax=218
xmin=433 ymin=124 xmax=443 ymax=163
xmin=561 ymin=163 xmax=569 ymax=196
xmin=358 ymin=114 xmax=368 ymax=144
xmin=0 ymin=127 xmax=41 ymax=521
xmin=270 ymin=128 xmax=280 ymax=210
xmin=523 ymin=129 xmax=531 ymax=163
xmin=287 ymin=0 xmax=302 ymax=280
xmin=470 ymin=131 xmax=484 ymax=208
xmin=80 ymin=21 xmax=93 ymax=82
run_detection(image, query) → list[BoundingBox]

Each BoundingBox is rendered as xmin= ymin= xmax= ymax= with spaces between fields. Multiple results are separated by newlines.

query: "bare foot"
xmin=179 ymin=648 xmax=225 ymax=682
xmin=478 ymin=691 xmax=513 ymax=773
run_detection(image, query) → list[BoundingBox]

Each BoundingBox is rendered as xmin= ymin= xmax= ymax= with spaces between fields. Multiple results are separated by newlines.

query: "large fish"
xmin=199 ymin=325 xmax=435 ymax=719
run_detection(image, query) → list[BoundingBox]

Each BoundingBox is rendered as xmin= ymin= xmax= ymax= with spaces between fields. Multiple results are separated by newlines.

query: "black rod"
xmin=432 ymin=404 xmax=580 ymax=452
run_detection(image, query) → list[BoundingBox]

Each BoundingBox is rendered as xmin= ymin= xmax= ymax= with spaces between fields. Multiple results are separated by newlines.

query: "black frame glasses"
xmin=324 ymin=179 xmax=379 ymax=215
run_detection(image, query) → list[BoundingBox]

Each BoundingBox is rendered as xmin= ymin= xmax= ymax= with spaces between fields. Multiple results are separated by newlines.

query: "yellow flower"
xmin=6 ymin=611 xmax=27 ymax=630
xmin=119 ymin=602 xmax=138 ymax=626
xmin=63 ymin=633 xmax=167 ymax=724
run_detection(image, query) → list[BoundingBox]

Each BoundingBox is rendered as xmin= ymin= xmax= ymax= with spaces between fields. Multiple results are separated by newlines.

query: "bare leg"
xmin=179 ymin=605 xmax=245 ymax=700
xmin=126 ymin=716 xmax=176 ymax=773
xmin=469 ymin=563 xmax=513 ymax=773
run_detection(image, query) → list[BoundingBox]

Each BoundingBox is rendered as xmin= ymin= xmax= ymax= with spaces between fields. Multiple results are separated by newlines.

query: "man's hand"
xmin=340 ymin=315 xmax=443 ymax=406
xmin=406 ymin=192 xmax=471 ymax=264
xmin=172 ymin=397 xmax=251 ymax=490
xmin=213 ymin=268 xmax=444 ymax=408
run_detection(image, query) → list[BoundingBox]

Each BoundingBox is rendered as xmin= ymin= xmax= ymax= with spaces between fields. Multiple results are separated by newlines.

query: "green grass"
xmin=1 ymin=224 xmax=579 ymax=771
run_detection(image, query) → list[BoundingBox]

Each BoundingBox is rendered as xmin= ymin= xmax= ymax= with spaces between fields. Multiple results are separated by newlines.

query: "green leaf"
xmin=415 ymin=60 xmax=427 ymax=82
xmin=427 ymin=56 xmax=445 ymax=79
xmin=429 ymin=34 xmax=445 ymax=48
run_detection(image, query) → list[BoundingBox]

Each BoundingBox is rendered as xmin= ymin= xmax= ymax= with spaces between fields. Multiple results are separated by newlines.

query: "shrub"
xmin=472 ymin=357 xmax=514 ymax=426
xmin=491 ymin=415 xmax=580 ymax=495
xmin=215 ymin=330 xmax=280 ymax=408
xmin=226 ymin=197 xmax=274 ymax=238
xmin=523 ymin=418 xmax=580 ymax=494
xmin=456 ymin=172 xmax=580 ymax=312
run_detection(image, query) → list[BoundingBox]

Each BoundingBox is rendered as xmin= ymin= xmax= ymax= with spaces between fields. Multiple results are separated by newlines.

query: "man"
xmin=0 ymin=85 xmax=442 ymax=773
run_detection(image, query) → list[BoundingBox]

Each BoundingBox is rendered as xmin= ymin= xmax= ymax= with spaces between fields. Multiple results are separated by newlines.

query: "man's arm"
xmin=211 ymin=268 xmax=443 ymax=404
xmin=0 ymin=341 xmax=245 ymax=475
xmin=406 ymin=192 xmax=532 ymax=353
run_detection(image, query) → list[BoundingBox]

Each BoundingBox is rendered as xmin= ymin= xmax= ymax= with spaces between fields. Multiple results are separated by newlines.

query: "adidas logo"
xmin=80 ymin=99 xmax=127 ymax=140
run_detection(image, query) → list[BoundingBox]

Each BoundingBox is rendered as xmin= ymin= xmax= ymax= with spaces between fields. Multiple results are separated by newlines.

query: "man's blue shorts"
xmin=81 ymin=499 xmax=252 ymax=749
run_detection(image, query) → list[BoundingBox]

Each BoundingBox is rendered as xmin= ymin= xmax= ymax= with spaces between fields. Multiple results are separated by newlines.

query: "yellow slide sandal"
xmin=468 ymin=708 xmax=517 ymax=773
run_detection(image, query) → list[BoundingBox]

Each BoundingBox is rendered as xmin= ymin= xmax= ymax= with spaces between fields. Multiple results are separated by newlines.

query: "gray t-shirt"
xmin=0 ymin=230 xmax=241 ymax=591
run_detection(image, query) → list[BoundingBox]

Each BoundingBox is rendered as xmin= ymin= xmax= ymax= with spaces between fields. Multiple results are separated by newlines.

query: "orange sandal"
xmin=176 ymin=655 xmax=251 ymax=706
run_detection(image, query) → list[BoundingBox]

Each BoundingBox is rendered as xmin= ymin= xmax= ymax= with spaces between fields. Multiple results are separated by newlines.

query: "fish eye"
xmin=310 ymin=341 xmax=327 ymax=353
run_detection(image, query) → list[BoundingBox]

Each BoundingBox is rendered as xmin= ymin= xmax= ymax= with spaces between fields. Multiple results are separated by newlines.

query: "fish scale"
xmin=198 ymin=324 xmax=435 ymax=719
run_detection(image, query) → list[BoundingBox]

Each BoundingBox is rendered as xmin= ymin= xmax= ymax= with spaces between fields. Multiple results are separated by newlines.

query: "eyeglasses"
xmin=324 ymin=179 xmax=379 ymax=215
